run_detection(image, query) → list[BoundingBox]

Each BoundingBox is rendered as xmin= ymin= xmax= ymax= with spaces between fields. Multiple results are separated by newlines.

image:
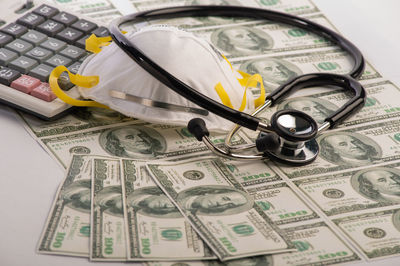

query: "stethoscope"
xmin=109 ymin=5 xmax=366 ymax=166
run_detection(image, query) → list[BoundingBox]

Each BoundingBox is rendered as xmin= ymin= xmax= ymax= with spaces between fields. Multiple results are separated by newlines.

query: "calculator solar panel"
xmin=0 ymin=0 xmax=109 ymax=120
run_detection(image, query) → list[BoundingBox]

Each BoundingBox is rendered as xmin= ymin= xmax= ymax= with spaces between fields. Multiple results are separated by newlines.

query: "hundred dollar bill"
xmin=38 ymin=155 xmax=93 ymax=256
xmin=277 ymin=119 xmax=400 ymax=178
xmin=17 ymin=108 xmax=136 ymax=138
xmin=146 ymin=157 xmax=295 ymax=261
xmin=192 ymin=14 xmax=340 ymax=59
xmin=91 ymin=158 xmax=127 ymax=261
xmin=232 ymin=49 xmax=380 ymax=93
xmin=246 ymin=183 xmax=319 ymax=225
xmin=145 ymin=222 xmax=360 ymax=265
xmin=333 ymin=208 xmax=400 ymax=259
xmin=41 ymin=123 xmax=247 ymax=168
xmin=294 ymin=162 xmax=400 ymax=216
xmin=121 ymin=159 xmax=216 ymax=260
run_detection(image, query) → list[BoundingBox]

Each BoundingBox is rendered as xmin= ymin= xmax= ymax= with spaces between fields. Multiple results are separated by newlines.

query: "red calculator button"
xmin=30 ymin=82 xmax=56 ymax=102
xmin=10 ymin=75 xmax=41 ymax=93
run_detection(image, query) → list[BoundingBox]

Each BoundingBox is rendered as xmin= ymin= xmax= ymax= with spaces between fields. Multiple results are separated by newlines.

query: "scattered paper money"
xmin=27 ymin=0 xmax=400 ymax=264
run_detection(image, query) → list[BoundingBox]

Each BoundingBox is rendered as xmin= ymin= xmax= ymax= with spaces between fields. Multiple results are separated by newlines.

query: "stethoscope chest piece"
xmin=258 ymin=109 xmax=319 ymax=165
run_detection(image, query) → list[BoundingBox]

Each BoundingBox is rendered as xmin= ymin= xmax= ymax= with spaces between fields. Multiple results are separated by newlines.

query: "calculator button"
xmin=40 ymin=37 xmax=67 ymax=52
xmin=71 ymin=19 xmax=97 ymax=34
xmin=59 ymin=73 xmax=74 ymax=90
xmin=92 ymin=26 xmax=109 ymax=37
xmin=37 ymin=20 xmax=65 ymax=37
xmin=31 ymin=82 xmax=57 ymax=102
xmin=25 ymin=47 xmax=53 ymax=63
xmin=20 ymin=30 xmax=47 ymax=45
xmin=0 ymin=48 xmax=18 ymax=66
xmin=0 ymin=23 xmax=28 ymax=38
xmin=29 ymin=63 xmax=53 ymax=82
xmin=17 ymin=12 xmax=45 ymax=29
xmin=33 ymin=4 xmax=59 ymax=19
xmin=0 ymin=67 xmax=21 ymax=85
xmin=68 ymin=61 xmax=81 ymax=74
xmin=59 ymin=45 xmax=85 ymax=60
xmin=10 ymin=74 xmax=41 ymax=93
xmin=45 ymin=54 xmax=72 ymax=67
xmin=5 ymin=39 xmax=33 ymax=55
xmin=56 ymin=27 xmax=83 ymax=44
xmin=52 ymin=12 xmax=78 ymax=26
xmin=0 ymin=33 xmax=13 ymax=47
xmin=75 ymin=35 xmax=89 ymax=49
xmin=9 ymin=56 xmax=39 ymax=74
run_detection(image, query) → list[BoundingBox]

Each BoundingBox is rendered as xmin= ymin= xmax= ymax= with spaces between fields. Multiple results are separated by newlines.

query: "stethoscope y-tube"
xmin=109 ymin=5 xmax=367 ymax=165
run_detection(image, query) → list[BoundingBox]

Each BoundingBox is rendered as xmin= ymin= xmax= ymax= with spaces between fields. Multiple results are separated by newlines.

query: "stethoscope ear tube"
xmin=324 ymin=76 xmax=366 ymax=128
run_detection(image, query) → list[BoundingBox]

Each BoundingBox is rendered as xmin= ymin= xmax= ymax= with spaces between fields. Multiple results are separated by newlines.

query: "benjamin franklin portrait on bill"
xmin=99 ymin=125 xmax=166 ymax=159
xmin=211 ymin=26 xmax=273 ymax=56
xmin=351 ymin=167 xmax=400 ymax=204
xmin=60 ymin=179 xmax=91 ymax=213
xmin=240 ymin=58 xmax=302 ymax=89
xmin=176 ymin=185 xmax=254 ymax=216
xmin=94 ymin=186 xmax=124 ymax=216
xmin=278 ymin=97 xmax=338 ymax=124
xmin=127 ymin=186 xmax=182 ymax=218
xmin=318 ymin=132 xmax=382 ymax=167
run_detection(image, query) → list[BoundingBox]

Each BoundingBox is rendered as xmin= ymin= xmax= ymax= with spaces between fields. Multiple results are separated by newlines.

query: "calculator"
xmin=0 ymin=0 xmax=110 ymax=120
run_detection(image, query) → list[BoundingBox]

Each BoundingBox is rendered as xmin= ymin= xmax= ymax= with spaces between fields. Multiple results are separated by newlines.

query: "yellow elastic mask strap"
xmin=236 ymin=70 xmax=251 ymax=86
xmin=221 ymin=54 xmax=234 ymax=70
xmin=237 ymin=70 xmax=266 ymax=108
xmin=215 ymin=82 xmax=247 ymax=112
xmin=85 ymin=31 xmax=128 ymax=53
xmin=85 ymin=34 xmax=112 ymax=53
xmin=216 ymin=57 xmax=249 ymax=111
xmin=49 ymin=65 xmax=109 ymax=108
xmin=215 ymin=82 xmax=234 ymax=109
xmin=214 ymin=73 xmax=266 ymax=112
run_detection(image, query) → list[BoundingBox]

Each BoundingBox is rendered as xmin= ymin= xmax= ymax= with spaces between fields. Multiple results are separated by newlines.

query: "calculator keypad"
xmin=0 ymin=3 xmax=99 ymax=104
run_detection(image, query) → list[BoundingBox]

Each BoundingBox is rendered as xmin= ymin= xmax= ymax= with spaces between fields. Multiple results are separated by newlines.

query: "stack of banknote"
xmin=23 ymin=0 xmax=400 ymax=265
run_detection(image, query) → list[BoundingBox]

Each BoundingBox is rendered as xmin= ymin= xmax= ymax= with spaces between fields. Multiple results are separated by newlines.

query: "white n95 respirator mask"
xmin=49 ymin=25 xmax=266 ymax=132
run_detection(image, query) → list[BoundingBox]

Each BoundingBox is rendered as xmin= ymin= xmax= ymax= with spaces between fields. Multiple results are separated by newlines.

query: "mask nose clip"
xmin=258 ymin=109 xmax=319 ymax=165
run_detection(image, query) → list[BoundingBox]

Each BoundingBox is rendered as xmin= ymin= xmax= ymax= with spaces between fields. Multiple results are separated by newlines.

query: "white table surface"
xmin=1 ymin=0 xmax=400 ymax=265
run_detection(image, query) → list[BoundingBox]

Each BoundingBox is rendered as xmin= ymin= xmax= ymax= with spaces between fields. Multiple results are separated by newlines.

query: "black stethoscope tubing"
xmin=109 ymin=5 xmax=365 ymax=132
